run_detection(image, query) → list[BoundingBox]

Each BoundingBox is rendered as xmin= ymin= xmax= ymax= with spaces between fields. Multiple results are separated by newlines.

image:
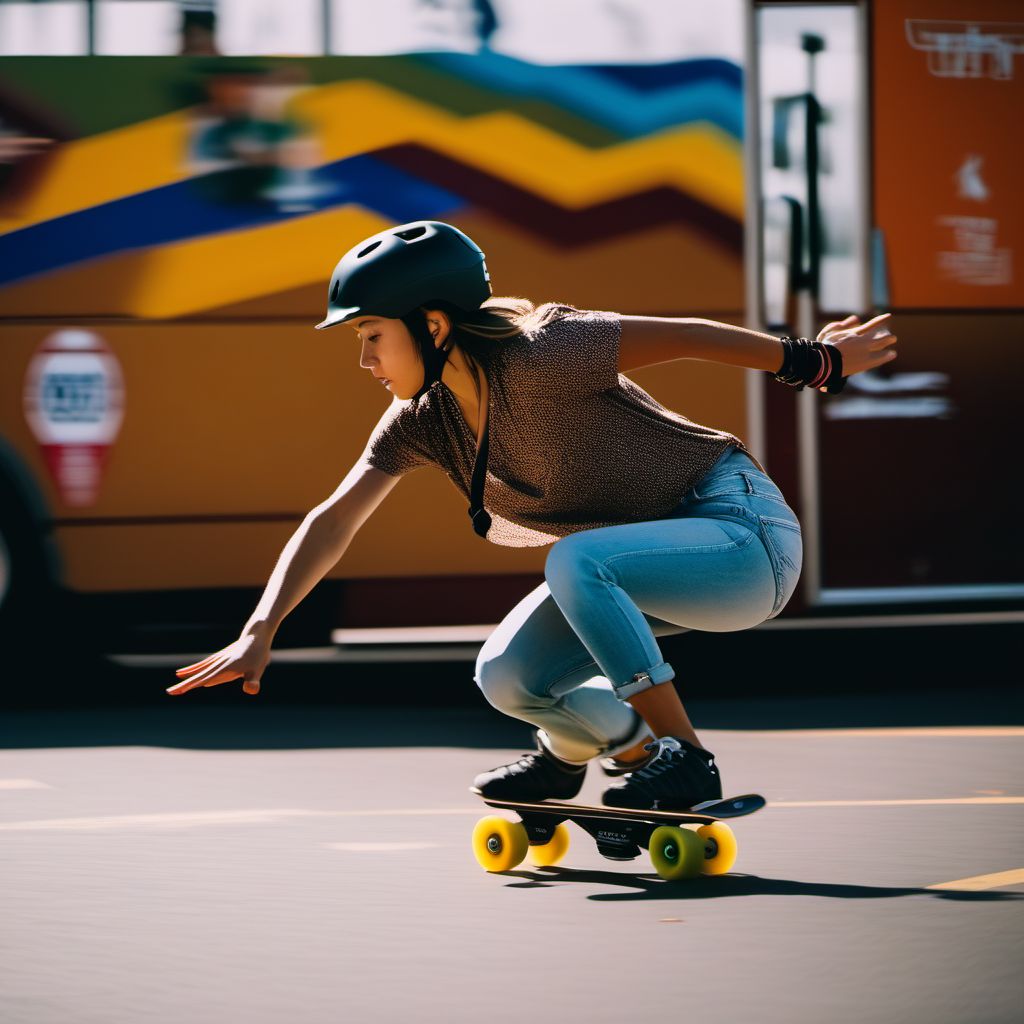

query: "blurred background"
xmin=4 ymin=12 xmax=1022 ymax=1023
xmin=0 ymin=0 xmax=1021 ymax=700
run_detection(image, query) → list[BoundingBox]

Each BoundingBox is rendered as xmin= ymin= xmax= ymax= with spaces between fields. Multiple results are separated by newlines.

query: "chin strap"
xmin=401 ymin=308 xmax=490 ymax=537
xmin=468 ymin=422 xmax=491 ymax=539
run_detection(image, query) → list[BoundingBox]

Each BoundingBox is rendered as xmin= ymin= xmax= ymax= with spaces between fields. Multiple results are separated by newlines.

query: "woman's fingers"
xmin=200 ymin=667 xmax=240 ymax=687
xmin=853 ymin=312 xmax=892 ymax=334
xmin=168 ymin=672 xmax=231 ymax=694
xmin=166 ymin=635 xmax=270 ymax=697
xmin=166 ymin=657 xmax=234 ymax=694
xmin=820 ymin=314 xmax=859 ymax=336
xmin=818 ymin=313 xmax=897 ymax=377
xmin=167 ymin=671 xmax=214 ymax=694
xmin=175 ymin=655 xmax=218 ymax=677
xmin=822 ymin=312 xmax=890 ymax=337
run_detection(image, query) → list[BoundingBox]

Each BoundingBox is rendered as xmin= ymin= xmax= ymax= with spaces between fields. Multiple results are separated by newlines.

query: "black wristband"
xmin=772 ymin=336 xmax=846 ymax=394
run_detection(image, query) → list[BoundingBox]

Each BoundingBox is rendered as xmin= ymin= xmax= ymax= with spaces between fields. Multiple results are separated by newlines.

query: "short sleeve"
xmin=527 ymin=305 xmax=621 ymax=397
xmin=358 ymin=399 xmax=434 ymax=478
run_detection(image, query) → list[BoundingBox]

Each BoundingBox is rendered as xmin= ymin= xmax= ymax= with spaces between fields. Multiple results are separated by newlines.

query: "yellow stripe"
xmin=122 ymin=206 xmax=390 ymax=318
xmin=768 ymin=797 xmax=1024 ymax=807
xmin=2 ymin=797 xmax=1020 ymax=832
xmin=736 ymin=727 xmax=1024 ymax=738
xmin=0 ymin=808 xmax=487 ymax=831
xmin=0 ymin=205 xmax=392 ymax=319
xmin=324 ymin=842 xmax=444 ymax=851
xmin=3 ymin=80 xmax=742 ymax=235
xmin=0 ymin=110 xmax=193 ymax=228
xmin=298 ymin=80 xmax=743 ymax=214
xmin=0 ymin=213 xmax=733 ymax=319
xmin=926 ymin=868 xmax=1024 ymax=891
xmin=0 ymin=113 xmax=741 ymax=319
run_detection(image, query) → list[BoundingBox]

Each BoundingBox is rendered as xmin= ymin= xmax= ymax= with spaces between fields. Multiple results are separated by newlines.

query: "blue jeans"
xmin=473 ymin=447 xmax=803 ymax=764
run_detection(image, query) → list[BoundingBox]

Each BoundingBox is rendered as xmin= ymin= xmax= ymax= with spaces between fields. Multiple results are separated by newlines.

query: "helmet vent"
xmin=357 ymin=240 xmax=382 ymax=258
xmin=394 ymin=226 xmax=427 ymax=241
xmin=330 ymin=280 xmax=340 ymax=301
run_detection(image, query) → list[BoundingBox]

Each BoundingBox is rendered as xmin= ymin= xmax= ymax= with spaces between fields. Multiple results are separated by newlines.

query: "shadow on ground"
xmin=1 ymin=668 xmax=1020 ymax=750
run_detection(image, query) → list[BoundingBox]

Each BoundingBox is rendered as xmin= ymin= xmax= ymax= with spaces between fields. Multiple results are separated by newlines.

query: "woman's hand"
xmin=817 ymin=312 xmax=898 ymax=378
xmin=166 ymin=632 xmax=271 ymax=697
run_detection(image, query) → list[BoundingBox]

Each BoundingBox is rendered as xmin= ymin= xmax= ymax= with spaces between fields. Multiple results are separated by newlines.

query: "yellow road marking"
xmin=733 ymin=727 xmax=1024 ymax=737
xmin=927 ymin=868 xmax=1024 ymax=891
xmin=324 ymin=841 xmax=443 ymax=852
xmin=1 ymin=797 xmax=1021 ymax=830
xmin=768 ymin=797 xmax=1024 ymax=807
xmin=0 ymin=808 xmax=483 ymax=831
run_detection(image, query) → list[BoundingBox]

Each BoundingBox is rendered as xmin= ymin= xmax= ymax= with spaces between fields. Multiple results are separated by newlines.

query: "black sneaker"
xmin=471 ymin=730 xmax=587 ymax=801
xmin=598 ymin=747 xmax=657 ymax=777
xmin=601 ymin=736 xmax=722 ymax=811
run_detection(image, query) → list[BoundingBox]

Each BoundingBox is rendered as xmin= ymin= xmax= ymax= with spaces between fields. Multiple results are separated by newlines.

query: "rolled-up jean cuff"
xmin=613 ymin=661 xmax=676 ymax=700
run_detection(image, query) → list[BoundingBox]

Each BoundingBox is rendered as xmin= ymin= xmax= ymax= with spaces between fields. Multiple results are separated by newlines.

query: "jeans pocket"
xmin=759 ymin=515 xmax=803 ymax=618
xmin=690 ymin=471 xmax=751 ymax=500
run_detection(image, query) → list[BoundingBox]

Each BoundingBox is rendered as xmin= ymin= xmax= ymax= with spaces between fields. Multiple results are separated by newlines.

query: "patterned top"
xmin=358 ymin=304 xmax=766 ymax=547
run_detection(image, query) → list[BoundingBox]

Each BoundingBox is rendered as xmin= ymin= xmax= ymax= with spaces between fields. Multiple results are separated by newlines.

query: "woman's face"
xmin=351 ymin=311 xmax=447 ymax=400
xmin=351 ymin=315 xmax=421 ymax=399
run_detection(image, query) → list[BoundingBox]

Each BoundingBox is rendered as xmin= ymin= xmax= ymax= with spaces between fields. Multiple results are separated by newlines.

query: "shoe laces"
xmin=629 ymin=737 xmax=716 ymax=785
xmin=510 ymin=752 xmax=542 ymax=774
xmin=630 ymin=737 xmax=684 ymax=782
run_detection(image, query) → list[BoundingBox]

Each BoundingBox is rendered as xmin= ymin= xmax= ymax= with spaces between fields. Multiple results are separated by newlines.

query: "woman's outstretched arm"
xmin=166 ymin=461 xmax=399 ymax=697
xmin=618 ymin=315 xmax=784 ymax=373
xmin=618 ymin=313 xmax=897 ymax=377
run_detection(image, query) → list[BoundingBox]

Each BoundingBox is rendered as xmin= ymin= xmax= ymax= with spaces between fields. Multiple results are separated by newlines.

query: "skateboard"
xmin=470 ymin=790 xmax=765 ymax=880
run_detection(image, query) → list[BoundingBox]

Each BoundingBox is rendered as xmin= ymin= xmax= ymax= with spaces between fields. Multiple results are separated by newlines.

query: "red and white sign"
xmin=23 ymin=330 xmax=125 ymax=508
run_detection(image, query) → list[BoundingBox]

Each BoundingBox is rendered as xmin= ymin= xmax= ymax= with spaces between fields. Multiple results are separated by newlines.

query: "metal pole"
xmin=744 ymin=0 xmax=768 ymax=470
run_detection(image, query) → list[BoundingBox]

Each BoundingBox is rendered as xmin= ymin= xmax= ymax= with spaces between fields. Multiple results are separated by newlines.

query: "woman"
xmin=167 ymin=220 xmax=897 ymax=812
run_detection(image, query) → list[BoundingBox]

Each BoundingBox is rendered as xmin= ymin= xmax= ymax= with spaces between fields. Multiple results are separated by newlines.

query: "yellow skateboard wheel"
xmin=472 ymin=815 xmax=529 ymax=873
xmin=649 ymin=825 xmax=705 ymax=880
xmin=696 ymin=821 xmax=737 ymax=875
xmin=527 ymin=822 xmax=571 ymax=867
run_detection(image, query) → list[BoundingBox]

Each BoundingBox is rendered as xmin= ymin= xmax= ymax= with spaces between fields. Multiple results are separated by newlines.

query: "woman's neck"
xmin=442 ymin=346 xmax=486 ymax=436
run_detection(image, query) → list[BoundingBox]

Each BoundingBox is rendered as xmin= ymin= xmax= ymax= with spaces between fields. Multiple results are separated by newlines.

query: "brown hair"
xmin=419 ymin=296 xmax=573 ymax=362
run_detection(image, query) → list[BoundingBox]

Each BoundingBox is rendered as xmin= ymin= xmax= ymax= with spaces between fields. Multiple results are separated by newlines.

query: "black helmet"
xmin=314 ymin=220 xmax=491 ymax=331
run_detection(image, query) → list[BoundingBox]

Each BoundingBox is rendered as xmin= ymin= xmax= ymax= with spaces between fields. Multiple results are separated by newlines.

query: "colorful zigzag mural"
xmin=0 ymin=54 xmax=745 ymax=320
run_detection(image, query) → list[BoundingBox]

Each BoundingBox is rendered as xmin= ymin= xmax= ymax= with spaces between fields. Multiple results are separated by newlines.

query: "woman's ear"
xmin=424 ymin=308 xmax=452 ymax=349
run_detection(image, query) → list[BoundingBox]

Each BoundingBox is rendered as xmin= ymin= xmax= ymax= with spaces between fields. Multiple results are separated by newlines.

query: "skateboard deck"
xmin=469 ymin=789 xmax=765 ymax=880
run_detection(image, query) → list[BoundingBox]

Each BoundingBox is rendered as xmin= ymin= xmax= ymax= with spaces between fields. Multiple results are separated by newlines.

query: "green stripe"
xmin=0 ymin=56 xmax=623 ymax=147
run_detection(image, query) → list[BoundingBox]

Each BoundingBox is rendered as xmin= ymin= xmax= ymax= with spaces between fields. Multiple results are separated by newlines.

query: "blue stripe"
xmin=576 ymin=59 xmax=743 ymax=93
xmin=419 ymin=53 xmax=744 ymax=139
xmin=0 ymin=155 xmax=465 ymax=288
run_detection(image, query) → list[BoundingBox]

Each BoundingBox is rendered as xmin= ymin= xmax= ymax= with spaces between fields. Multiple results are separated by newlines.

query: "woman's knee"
xmin=474 ymin=650 xmax=538 ymax=713
xmin=544 ymin=534 xmax=603 ymax=592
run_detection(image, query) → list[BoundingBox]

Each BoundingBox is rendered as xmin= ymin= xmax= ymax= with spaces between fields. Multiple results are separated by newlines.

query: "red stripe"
xmin=812 ymin=345 xmax=832 ymax=388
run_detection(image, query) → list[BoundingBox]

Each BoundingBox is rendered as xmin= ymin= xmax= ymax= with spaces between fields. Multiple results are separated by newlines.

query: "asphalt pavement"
xmin=1 ymin=680 xmax=1022 ymax=1024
